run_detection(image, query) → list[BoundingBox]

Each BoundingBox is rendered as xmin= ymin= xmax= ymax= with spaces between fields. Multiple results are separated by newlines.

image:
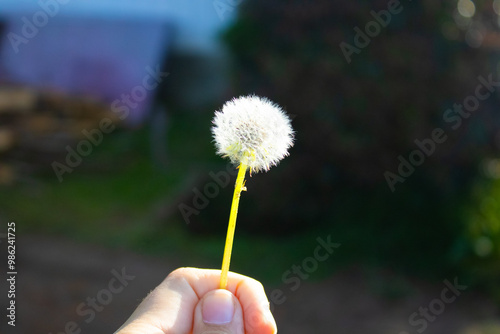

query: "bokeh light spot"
xmin=494 ymin=0 xmax=500 ymax=15
xmin=475 ymin=236 xmax=494 ymax=257
xmin=458 ymin=0 xmax=476 ymax=18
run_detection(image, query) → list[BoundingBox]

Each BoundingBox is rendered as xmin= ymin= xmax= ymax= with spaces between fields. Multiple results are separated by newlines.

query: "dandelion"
xmin=212 ymin=95 xmax=294 ymax=289
xmin=212 ymin=95 xmax=294 ymax=173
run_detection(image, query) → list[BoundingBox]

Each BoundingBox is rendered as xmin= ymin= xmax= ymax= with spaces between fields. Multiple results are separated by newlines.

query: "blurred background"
xmin=1 ymin=0 xmax=500 ymax=333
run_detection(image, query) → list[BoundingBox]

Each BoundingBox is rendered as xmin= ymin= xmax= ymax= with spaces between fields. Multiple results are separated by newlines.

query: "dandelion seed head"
xmin=212 ymin=95 xmax=294 ymax=172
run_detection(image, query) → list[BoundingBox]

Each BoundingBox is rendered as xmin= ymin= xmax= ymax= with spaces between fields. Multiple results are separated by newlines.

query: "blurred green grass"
xmin=0 ymin=108 xmax=495 ymax=292
xmin=0 ymin=110 xmax=347 ymax=285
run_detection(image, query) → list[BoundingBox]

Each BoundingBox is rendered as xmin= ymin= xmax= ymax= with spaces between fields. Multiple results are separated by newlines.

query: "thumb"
xmin=193 ymin=289 xmax=244 ymax=334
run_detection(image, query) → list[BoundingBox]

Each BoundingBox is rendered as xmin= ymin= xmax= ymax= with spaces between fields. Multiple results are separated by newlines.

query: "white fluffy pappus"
xmin=211 ymin=95 xmax=294 ymax=172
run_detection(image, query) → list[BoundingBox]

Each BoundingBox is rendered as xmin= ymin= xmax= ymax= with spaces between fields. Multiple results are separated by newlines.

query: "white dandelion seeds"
xmin=211 ymin=95 xmax=294 ymax=173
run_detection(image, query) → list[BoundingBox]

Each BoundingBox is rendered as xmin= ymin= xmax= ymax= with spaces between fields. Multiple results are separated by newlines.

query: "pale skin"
xmin=116 ymin=267 xmax=277 ymax=334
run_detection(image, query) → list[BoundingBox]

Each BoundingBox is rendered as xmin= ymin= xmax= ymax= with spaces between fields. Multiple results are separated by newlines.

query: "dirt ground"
xmin=1 ymin=235 xmax=499 ymax=334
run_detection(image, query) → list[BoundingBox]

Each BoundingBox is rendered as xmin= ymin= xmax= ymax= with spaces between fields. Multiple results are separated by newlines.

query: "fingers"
xmin=173 ymin=268 xmax=277 ymax=334
xmin=115 ymin=268 xmax=277 ymax=334
xmin=227 ymin=273 xmax=277 ymax=334
xmin=192 ymin=289 xmax=244 ymax=334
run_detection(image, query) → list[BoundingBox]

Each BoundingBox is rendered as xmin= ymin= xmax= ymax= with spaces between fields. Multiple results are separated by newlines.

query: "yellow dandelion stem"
xmin=219 ymin=160 xmax=248 ymax=289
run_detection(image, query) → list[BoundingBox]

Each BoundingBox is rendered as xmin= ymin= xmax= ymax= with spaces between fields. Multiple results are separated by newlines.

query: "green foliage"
xmin=219 ymin=0 xmax=500 ymax=287
xmin=458 ymin=169 xmax=500 ymax=300
xmin=223 ymin=0 xmax=496 ymax=187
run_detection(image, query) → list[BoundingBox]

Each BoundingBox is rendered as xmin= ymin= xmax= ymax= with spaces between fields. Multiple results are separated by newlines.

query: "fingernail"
xmin=202 ymin=289 xmax=235 ymax=325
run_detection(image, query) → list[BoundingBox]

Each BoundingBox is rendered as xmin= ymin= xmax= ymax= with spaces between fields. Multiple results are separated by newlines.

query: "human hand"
xmin=115 ymin=267 xmax=277 ymax=334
